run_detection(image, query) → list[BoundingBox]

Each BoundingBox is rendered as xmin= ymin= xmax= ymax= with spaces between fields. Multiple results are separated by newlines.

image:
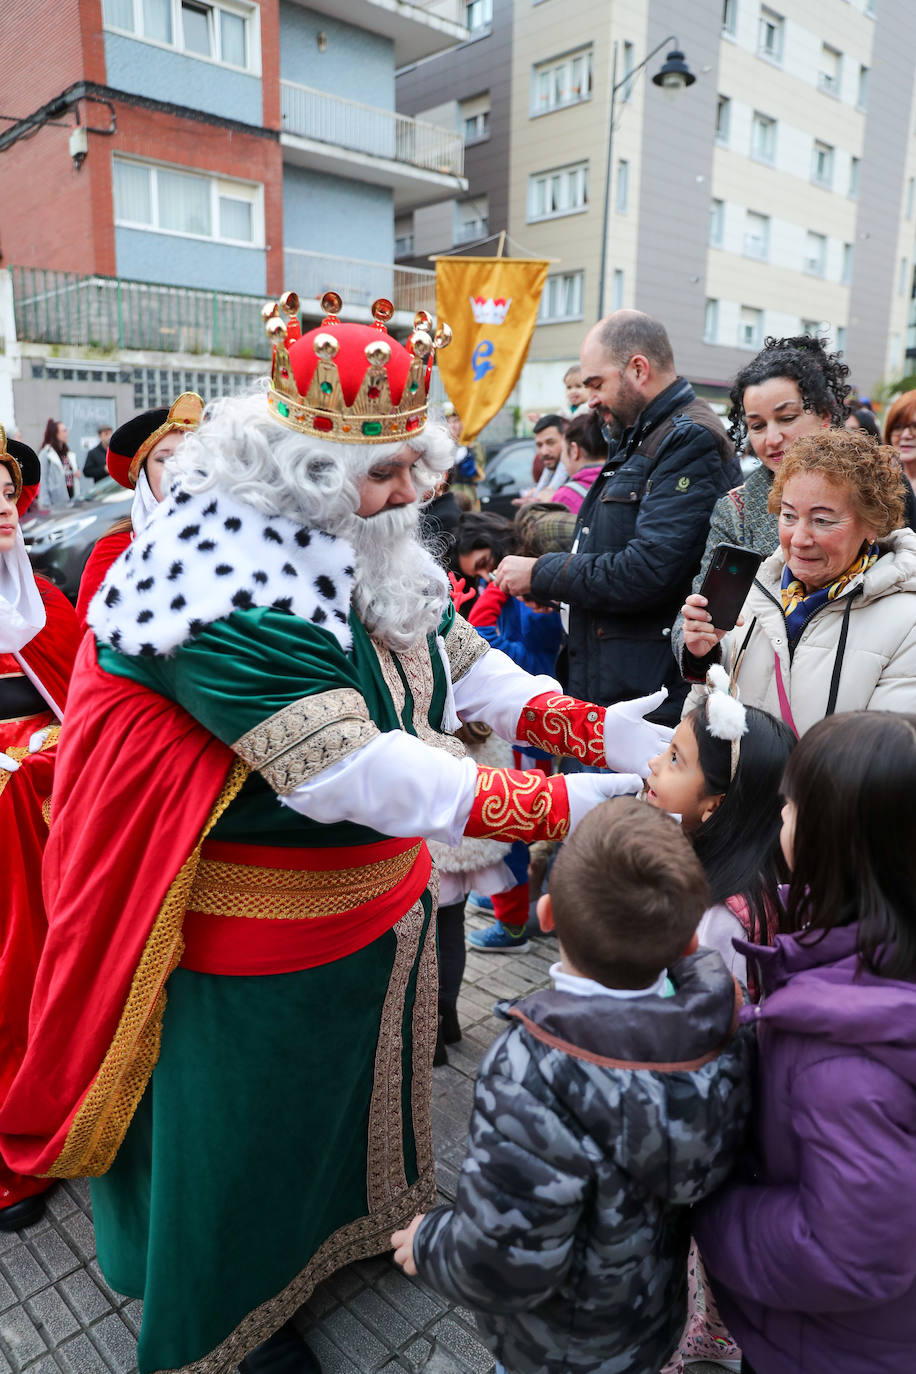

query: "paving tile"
xmin=58 ymin=1270 xmax=115 ymax=1325
xmin=304 ymin=1330 xmax=360 ymax=1374
xmin=0 ymin=1270 xmax=17 ymax=1314
xmin=401 ymin=1336 xmax=432 ymax=1372
xmin=26 ymin=1287 xmax=81 ymax=1345
xmin=319 ymin=1307 xmax=389 ymax=1372
xmin=89 ymin=1314 xmax=139 ymax=1374
xmin=429 ymin=1316 xmax=495 ymax=1373
xmin=31 ymin=1229 xmax=81 ymax=1282
xmin=120 ymin=1300 xmax=143 ymax=1337
xmin=46 ymin=1188 xmax=80 ymax=1223
xmin=2 ymin=1243 xmax=51 ymax=1300
xmin=19 ymin=1356 xmax=62 ymax=1374
xmin=59 ymin=1213 xmax=97 ymax=1264
xmin=62 ymin=1182 xmax=91 ymax=1210
xmin=56 ymin=1333 xmax=113 ymax=1374
xmin=0 ymin=1306 xmax=48 ymax=1366
xmin=375 ymin=1270 xmax=446 ymax=1327
xmin=348 ymin=1286 xmax=415 ymax=1348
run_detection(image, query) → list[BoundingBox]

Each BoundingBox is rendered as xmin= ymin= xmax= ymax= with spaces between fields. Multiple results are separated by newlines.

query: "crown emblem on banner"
xmin=468 ymin=295 xmax=512 ymax=326
xmin=263 ymin=291 xmax=452 ymax=444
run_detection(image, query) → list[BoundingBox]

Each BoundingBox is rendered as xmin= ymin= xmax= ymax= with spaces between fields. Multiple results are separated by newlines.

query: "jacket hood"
xmin=757 ymin=525 xmax=916 ymax=605
xmin=496 ymin=949 xmax=752 ymax=1203
xmin=738 ymin=925 xmax=916 ymax=1087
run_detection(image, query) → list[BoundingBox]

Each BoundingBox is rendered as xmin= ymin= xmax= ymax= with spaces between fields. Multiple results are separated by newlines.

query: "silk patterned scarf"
xmin=780 ymin=542 xmax=878 ymax=641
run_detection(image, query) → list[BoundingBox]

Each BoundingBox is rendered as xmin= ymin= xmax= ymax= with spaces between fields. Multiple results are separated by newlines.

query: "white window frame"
xmin=615 ymin=159 xmax=629 ymax=214
xmin=849 ymin=156 xmax=860 ymax=198
xmin=744 ymin=210 xmax=770 ymax=260
xmin=804 ymin=231 xmax=827 ymax=277
xmin=454 ymin=199 xmax=489 ymax=245
xmin=531 ymin=46 xmax=594 ymax=116
xmin=739 ymin=306 xmax=763 ymax=350
xmin=758 ymin=7 xmax=784 ymax=64
xmin=460 ymin=93 xmax=491 ymax=144
xmin=751 ymin=112 xmax=777 ymax=163
xmin=842 ymin=243 xmax=854 ymax=284
xmin=900 ymin=256 xmax=910 ymax=297
xmin=620 ymin=42 xmax=636 ymax=103
xmin=812 ymin=140 xmax=834 ymax=188
xmin=704 ymin=298 xmax=719 ymax=344
xmin=908 ymin=178 xmax=915 ymax=219
xmin=466 ymin=0 xmax=492 ymax=34
xmin=709 ymin=198 xmax=725 ymax=248
xmin=611 ymin=269 xmax=625 ymax=311
xmin=801 ymin=318 xmax=821 ymax=337
xmin=112 ymin=155 xmax=264 ymax=247
xmin=721 ymin=0 xmax=737 ymax=37
xmin=528 ymin=162 xmax=589 ymax=222
xmin=715 ymin=95 xmax=731 ymax=145
xmin=817 ymin=44 xmax=842 ymax=97
xmin=538 ymin=270 xmax=584 ymax=324
xmin=857 ymin=64 xmax=869 ymax=110
xmin=836 ymin=325 xmax=846 ymax=355
xmin=101 ymin=0 xmax=260 ymax=74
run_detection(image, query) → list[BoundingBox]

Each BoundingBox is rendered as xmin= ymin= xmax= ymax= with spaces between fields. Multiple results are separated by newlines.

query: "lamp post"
xmin=596 ymin=38 xmax=696 ymax=318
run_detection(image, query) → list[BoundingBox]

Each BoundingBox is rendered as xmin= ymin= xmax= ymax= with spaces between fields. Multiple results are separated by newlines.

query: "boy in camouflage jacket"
xmin=393 ymin=797 xmax=752 ymax=1374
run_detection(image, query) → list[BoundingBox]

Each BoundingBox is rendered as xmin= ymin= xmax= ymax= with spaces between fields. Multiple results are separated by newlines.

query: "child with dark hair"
xmin=696 ymin=711 xmax=916 ymax=1374
xmin=392 ymin=797 xmax=752 ymax=1374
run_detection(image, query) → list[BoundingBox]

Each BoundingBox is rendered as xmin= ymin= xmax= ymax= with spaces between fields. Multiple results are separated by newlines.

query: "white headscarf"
xmin=130 ymin=465 xmax=161 ymax=535
xmin=0 ymin=527 xmax=46 ymax=654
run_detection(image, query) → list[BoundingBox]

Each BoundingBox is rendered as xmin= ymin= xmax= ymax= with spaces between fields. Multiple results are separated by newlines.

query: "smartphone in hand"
xmin=697 ymin=544 xmax=764 ymax=632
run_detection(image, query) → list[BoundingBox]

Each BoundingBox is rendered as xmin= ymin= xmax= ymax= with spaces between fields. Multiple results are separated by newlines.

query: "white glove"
xmin=0 ymin=752 xmax=20 ymax=773
xmin=603 ymin=688 xmax=675 ymax=776
xmin=27 ymin=726 xmax=52 ymax=753
xmin=565 ymin=771 xmax=643 ymax=832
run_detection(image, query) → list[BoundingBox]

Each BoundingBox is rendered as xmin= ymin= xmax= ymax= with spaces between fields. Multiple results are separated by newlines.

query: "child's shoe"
xmin=466 ymin=922 xmax=530 ymax=953
xmin=681 ymin=1313 xmax=741 ymax=1370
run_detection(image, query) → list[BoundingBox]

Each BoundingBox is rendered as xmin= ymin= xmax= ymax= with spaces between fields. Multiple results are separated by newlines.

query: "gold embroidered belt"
xmin=180 ymin=837 xmax=431 ymax=975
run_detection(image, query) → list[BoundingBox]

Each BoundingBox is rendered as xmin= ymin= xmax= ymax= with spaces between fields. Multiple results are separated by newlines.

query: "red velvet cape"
xmin=20 ymin=578 xmax=80 ymax=714
xmin=0 ymin=637 xmax=239 ymax=1177
xmin=75 ymin=529 xmax=132 ymax=631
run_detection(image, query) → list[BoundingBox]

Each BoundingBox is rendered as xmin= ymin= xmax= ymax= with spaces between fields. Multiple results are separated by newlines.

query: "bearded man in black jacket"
xmin=494 ymin=311 xmax=741 ymax=725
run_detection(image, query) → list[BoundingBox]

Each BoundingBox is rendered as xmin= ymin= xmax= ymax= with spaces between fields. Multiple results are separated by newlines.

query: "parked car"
xmin=476 ymin=439 xmax=536 ymax=518
xmin=22 ymin=477 xmax=133 ymax=601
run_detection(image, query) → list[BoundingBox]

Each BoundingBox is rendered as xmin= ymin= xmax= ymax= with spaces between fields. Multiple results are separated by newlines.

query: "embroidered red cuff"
xmin=516 ymin=692 xmax=605 ymax=765
xmin=464 ymin=766 xmax=570 ymax=842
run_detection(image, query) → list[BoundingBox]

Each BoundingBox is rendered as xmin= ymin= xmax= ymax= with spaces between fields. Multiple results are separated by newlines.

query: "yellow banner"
xmin=435 ymin=256 xmax=549 ymax=441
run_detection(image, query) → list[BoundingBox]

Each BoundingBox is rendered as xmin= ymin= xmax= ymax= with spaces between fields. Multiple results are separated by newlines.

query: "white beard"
xmin=346 ymin=504 xmax=449 ymax=652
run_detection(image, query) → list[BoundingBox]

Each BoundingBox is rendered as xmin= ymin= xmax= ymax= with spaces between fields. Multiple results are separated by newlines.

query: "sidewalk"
xmin=0 ymin=918 xmax=720 ymax=1373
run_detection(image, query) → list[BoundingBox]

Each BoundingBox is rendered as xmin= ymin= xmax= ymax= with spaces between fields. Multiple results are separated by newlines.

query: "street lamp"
xmin=597 ymin=37 xmax=696 ymax=317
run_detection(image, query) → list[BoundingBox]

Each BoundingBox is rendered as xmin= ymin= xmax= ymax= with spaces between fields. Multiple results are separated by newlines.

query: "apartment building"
xmin=397 ymin=0 xmax=916 ymax=413
xmin=0 ymin=0 xmax=467 ymax=442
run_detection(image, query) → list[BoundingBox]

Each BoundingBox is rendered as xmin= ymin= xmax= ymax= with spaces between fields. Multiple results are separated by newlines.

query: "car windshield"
xmin=83 ymin=477 xmax=125 ymax=502
xmin=486 ymin=443 xmax=535 ymax=487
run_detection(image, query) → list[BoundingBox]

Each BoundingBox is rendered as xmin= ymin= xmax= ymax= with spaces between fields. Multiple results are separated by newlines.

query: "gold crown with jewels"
xmin=263 ymin=290 xmax=452 ymax=444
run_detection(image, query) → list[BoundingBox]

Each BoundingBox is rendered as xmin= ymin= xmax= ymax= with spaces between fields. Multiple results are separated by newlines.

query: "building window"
xmin=528 ymin=162 xmax=589 ymax=221
xmin=739 ymin=306 xmax=763 ymax=349
xmin=804 ymin=230 xmax=827 ymax=277
xmin=801 ymin=318 xmax=822 ymax=337
xmin=857 ymin=64 xmax=869 ymax=109
xmin=394 ymin=229 xmax=414 ymax=256
xmin=722 ymin=0 xmax=737 ymax=36
xmin=621 ymin=41 xmax=636 ymax=102
xmin=615 ymin=159 xmax=629 ymax=214
xmin=538 ymin=270 xmax=584 ymax=323
xmin=751 ymin=112 xmax=777 ymax=163
xmin=461 ymin=93 xmax=490 ymax=143
xmin=908 ymin=178 xmax=915 ymax=218
xmin=101 ymin=0 xmax=257 ymax=70
xmin=849 ymin=156 xmax=860 ymax=197
xmin=704 ymin=298 xmax=719 ymax=343
xmin=709 ymin=198 xmax=725 ymax=247
xmin=611 ymin=270 xmax=625 ymax=311
xmin=532 ymin=47 xmax=593 ymax=114
xmin=715 ymin=95 xmax=731 ymax=145
xmin=842 ymin=242 xmax=854 ymax=284
xmin=758 ymin=7 xmax=784 ymax=63
xmin=817 ymin=44 xmax=842 ymax=97
xmin=455 ymin=198 xmax=489 ymax=245
xmin=744 ymin=210 xmax=770 ymax=260
xmin=900 ymin=256 xmax=910 ymax=296
xmin=812 ymin=140 xmax=834 ymax=188
xmin=466 ymin=0 xmax=492 ymax=33
xmin=112 ymin=156 xmax=262 ymax=244
xmin=836 ymin=325 xmax=846 ymax=354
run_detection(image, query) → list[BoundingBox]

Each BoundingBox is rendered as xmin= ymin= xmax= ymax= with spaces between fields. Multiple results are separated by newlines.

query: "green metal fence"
xmin=11 ymin=267 xmax=273 ymax=360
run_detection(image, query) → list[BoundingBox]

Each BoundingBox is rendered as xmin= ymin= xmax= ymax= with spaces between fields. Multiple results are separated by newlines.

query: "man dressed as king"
xmin=0 ymin=291 xmax=671 ymax=1374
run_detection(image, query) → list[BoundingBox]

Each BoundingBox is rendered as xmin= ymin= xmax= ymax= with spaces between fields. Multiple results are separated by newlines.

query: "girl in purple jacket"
xmin=695 ymin=710 xmax=916 ymax=1374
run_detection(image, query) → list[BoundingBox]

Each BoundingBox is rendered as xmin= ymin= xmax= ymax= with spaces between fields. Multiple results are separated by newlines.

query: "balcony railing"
xmin=281 ymin=81 xmax=464 ymax=179
xmin=283 ymin=249 xmax=436 ymax=316
xmin=11 ymin=267 xmax=273 ymax=359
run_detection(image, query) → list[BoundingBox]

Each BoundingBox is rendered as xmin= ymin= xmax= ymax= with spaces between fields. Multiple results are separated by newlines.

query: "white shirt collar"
xmin=549 ymin=961 xmax=670 ymax=1000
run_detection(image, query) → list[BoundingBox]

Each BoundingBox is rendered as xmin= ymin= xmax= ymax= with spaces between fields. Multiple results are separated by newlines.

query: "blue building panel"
xmin=115 ymin=227 xmax=266 ymax=296
xmin=278 ymin=4 xmax=394 ymax=109
xmin=104 ymin=33 xmax=262 ymax=126
xmin=283 ymin=167 xmax=393 ymax=262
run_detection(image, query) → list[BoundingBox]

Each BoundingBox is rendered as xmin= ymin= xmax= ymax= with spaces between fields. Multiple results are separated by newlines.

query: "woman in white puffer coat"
xmin=679 ymin=428 xmax=916 ymax=734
